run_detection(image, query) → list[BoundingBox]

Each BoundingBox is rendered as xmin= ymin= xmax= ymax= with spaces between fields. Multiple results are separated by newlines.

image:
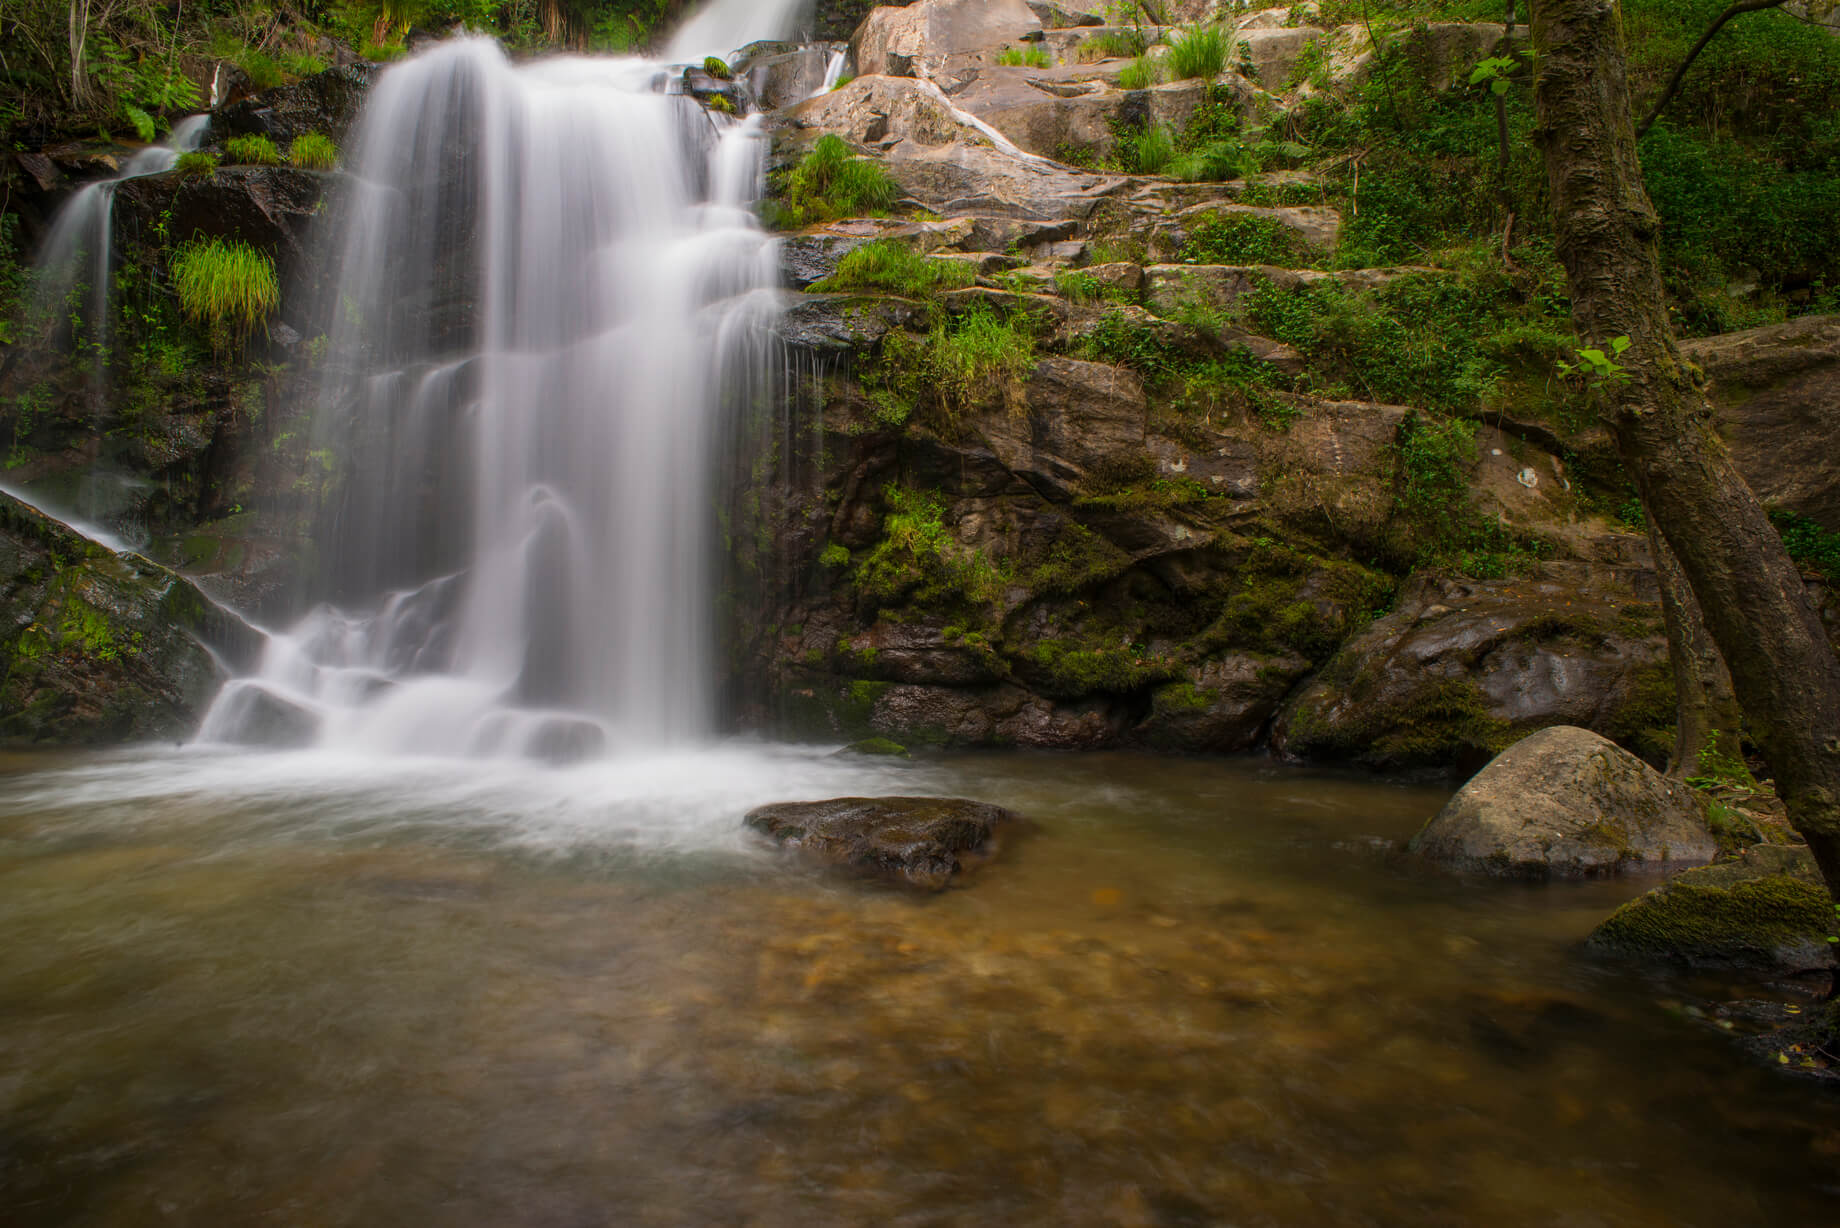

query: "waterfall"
xmin=664 ymin=0 xmax=814 ymax=61
xmin=199 ymin=35 xmax=783 ymax=762
xmin=25 ymin=117 xmax=209 ymax=367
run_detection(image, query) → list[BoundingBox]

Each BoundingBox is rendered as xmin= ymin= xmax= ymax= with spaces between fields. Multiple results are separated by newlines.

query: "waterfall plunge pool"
xmin=2 ymin=745 xmax=1836 ymax=1226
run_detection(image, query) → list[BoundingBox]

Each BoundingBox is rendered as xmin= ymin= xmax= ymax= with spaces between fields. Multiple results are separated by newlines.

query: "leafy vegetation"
xmin=174 ymin=151 xmax=220 ymax=177
xmin=768 ymin=135 xmax=900 ymax=229
xmin=169 ymin=238 xmax=279 ymax=354
xmin=862 ymin=303 xmax=1037 ymax=431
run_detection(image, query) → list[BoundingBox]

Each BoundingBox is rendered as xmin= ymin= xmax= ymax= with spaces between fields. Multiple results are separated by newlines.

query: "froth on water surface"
xmin=3 ymin=749 xmax=1839 ymax=1226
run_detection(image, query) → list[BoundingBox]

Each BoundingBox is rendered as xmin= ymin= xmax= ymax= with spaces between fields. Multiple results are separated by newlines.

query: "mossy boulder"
xmin=745 ymin=795 xmax=1020 ymax=890
xmin=1409 ymin=726 xmax=1718 ymax=880
xmin=1586 ymin=844 xmax=1838 ymax=973
xmin=0 ymin=490 xmax=257 ymax=746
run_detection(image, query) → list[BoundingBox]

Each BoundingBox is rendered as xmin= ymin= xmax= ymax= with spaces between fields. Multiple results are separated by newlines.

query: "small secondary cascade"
xmin=27 ymin=116 xmax=210 ymax=368
xmin=200 ymin=27 xmax=790 ymax=761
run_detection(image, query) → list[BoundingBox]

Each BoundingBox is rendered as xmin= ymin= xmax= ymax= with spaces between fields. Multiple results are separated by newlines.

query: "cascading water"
xmin=199 ymin=32 xmax=787 ymax=761
xmin=26 ymin=116 xmax=210 ymax=366
xmin=665 ymin=0 xmax=814 ymax=61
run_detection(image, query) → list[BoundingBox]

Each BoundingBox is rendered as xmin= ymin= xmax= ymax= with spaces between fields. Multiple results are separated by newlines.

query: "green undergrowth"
xmin=1772 ymin=510 xmax=1840 ymax=584
xmin=1200 ymin=537 xmax=1394 ymax=663
xmin=1076 ymin=309 xmax=1293 ymax=428
xmin=861 ymin=302 xmax=1037 ymax=431
xmin=813 ymin=241 xmax=975 ymax=297
xmin=767 ymin=135 xmax=900 ymax=229
xmin=854 ymin=486 xmax=1006 ymax=617
xmin=998 ymin=45 xmax=1051 ymax=69
xmin=1167 ymin=24 xmax=1233 ymax=81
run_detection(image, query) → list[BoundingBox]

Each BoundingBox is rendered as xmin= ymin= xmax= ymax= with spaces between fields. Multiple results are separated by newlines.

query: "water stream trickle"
xmin=200 ymin=33 xmax=788 ymax=761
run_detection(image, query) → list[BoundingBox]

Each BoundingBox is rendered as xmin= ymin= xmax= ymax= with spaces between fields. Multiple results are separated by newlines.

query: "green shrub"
xmin=812 ymin=241 xmax=976 ymax=296
xmin=863 ymin=303 xmax=1038 ymax=430
xmin=174 ymin=151 xmax=219 ymax=178
xmin=998 ymin=46 xmax=1051 ymax=69
xmin=289 ymin=133 xmax=339 ymax=170
xmin=223 ymin=134 xmax=282 ymax=166
xmin=170 ymin=239 xmax=279 ymax=352
xmin=284 ymin=53 xmax=328 ymax=78
xmin=1183 ymin=211 xmax=1303 ymax=265
xmin=1168 ymin=25 xmax=1232 ymax=81
xmin=1085 ymin=29 xmax=1149 ymax=60
xmin=1772 ymin=510 xmax=1840 ymax=584
xmin=238 ymin=50 xmax=286 ymax=91
xmin=771 ymin=135 xmax=900 ymax=228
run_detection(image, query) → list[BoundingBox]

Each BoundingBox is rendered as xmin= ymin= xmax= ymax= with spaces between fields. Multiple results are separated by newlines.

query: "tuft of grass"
xmin=223 ymin=134 xmax=282 ymax=166
xmin=1084 ymin=29 xmax=1149 ymax=60
xmin=1118 ymin=55 xmax=1164 ymax=91
xmin=703 ymin=56 xmax=732 ymax=79
xmin=1168 ymin=24 xmax=1233 ymax=81
xmin=812 ymin=240 xmax=976 ymax=296
xmin=998 ymin=45 xmax=1051 ymax=69
xmin=170 ymin=238 xmax=279 ymax=353
xmin=174 ymin=151 xmax=219 ymax=178
xmin=771 ymin=135 xmax=900 ymax=228
xmin=288 ymin=133 xmax=338 ymax=170
xmin=831 ymin=74 xmax=856 ymax=92
xmin=707 ymin=93 xmax=736 ymax=115
xmin=283 ymin=53 xmax=327 ymax=78
xmin=1116 ymin=122 xmax=1176 ymax=175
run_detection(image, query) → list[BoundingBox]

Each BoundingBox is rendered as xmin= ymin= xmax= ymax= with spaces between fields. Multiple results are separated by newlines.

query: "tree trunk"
xmin=67 ymin=0 xmax=91 ymax=109
xmin=1529 ymin=0 xmax=1840 ymax=900
xmin=1647 ymin=523 xmax=1746 ymax=779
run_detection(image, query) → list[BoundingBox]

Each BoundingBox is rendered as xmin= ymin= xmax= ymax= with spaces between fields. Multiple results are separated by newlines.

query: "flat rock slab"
xmin=745 ymin=796 xmax=1019 ymax=890
xmin=1408 ymin=726 xmax=1717 ymax=879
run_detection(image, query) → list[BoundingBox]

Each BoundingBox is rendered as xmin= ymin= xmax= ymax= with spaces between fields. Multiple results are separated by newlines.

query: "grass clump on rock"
xmin=703 ymin=56 xmax=732 ymax=80
xmin=998 ymin=46 xmax=1051 ymax=69
xmin=174 ymin=151 xmax=218 ymax=178
xmin=813 ymin=240 xmax=975 ymax=297
xmin=223 ymin=134 xmax=282 ymax=166
xmin=170 ymin=239 xmax=279 ymax=353
xmin=289 ymin=133 xmax=339 ymax=170
xmin=770 ymin=135 xmax=900 ymax=228
xmin=1167 ymin=25 xmax=1232 ymax=81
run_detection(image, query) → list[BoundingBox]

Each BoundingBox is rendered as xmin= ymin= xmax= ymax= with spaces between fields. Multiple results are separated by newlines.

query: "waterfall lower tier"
xmin=199 ymin=39 xmax=782 ymax=760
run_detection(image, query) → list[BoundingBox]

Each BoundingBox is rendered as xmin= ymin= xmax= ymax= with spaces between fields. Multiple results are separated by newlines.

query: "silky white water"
xmin=199 ymin=35 xmax=784 ymax=761
xmin=665 ymin=0 xmax=814 ymax=61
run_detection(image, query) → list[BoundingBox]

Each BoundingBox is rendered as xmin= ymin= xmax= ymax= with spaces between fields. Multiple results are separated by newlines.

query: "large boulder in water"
xmin=1408 ymin=726 xmax=1718 ymax=879
xmin=1585 ymin=843 xmax=1837 ymax=973
xmin=745 ymin=795 xmax=1019 ymax=889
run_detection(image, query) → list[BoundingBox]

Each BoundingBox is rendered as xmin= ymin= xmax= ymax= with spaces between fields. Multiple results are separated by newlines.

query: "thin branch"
xmin=1637 ymin=0 xmax=1788 ymax=138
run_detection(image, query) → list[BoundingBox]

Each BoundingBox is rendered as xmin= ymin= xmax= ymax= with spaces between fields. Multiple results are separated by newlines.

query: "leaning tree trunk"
xmin=1647 ymin=523 xmax=1746 ymax=779
xmin=67 ymin=0 xmax=92 ymax=109
xmin=1530 ymin=0 xmax=1840 ymax=900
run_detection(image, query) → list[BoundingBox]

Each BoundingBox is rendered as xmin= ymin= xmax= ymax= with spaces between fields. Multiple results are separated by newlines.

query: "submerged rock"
xmin=1586 ymin=844 xmax=1838 ymax=973
xmin=1408 ymin=726 xmax=1717 ymax=879
xmin=745 ymin=796 xmax=1019 ymax=889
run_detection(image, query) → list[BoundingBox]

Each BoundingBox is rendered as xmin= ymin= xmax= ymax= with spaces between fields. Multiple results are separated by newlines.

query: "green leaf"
xmin=1469 ymin=65 xmax=1493 ymax=85
xmin=1491 ymin=79 xmax=1510 ymax=96
xmin=1580 ymin=349 xmax=1609 ymax=364
xmin=1610 ymin=335 xmax=1632 ymax=356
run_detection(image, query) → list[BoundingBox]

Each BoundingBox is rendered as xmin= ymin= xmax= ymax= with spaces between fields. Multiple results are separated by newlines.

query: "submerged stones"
xmin=1409 ymin=726 xmax=1717 ymax=879
xmin=745 ymin=795 xmax=1019 ymax=889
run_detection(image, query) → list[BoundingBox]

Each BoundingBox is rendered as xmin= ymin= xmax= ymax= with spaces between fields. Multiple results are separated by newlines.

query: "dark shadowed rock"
xmin=1409 ymin=726 xmax=1717 ymax=879
xmin=1586 ymin=843 xmax=1837 ymax=973
xmin=746 ymin=795 xmax=1020 ymax=889
xmin=209 ymin=64 xmax=378 ymax=149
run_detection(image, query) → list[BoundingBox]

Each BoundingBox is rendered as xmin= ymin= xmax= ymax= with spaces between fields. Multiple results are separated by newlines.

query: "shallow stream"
xmin=2 ymin=747 xmax=1837 ymax=1226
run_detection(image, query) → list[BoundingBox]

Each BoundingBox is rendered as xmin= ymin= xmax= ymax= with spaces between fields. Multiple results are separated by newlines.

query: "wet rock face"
xmin=208 ymin=64 xmax=377 ymax=149
xmin=1586 ymin=843 xmax=1838 ymax=973
xmin=1408 ymin=726 xmax=1718 ymax=880
xmin=746 ymin=796 xmax=1020 ymax=889
xmin=0 ymin=492 xmax=256 ymax=746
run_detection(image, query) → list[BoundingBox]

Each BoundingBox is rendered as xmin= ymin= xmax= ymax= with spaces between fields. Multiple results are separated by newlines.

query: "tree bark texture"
xmin=1647 ymin=523 xmax=1745 ymax=778
xmin=1530 ymin=0 xmax=1840 ymax=899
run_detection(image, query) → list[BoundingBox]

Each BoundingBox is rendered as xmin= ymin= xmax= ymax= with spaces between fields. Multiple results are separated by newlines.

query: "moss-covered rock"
xmin=1586 ymin=844 xmax=1838 ymax=972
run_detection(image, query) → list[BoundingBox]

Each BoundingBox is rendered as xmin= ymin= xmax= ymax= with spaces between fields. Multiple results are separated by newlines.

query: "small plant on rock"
xmin=223 ymin=134 xmax=283 ymax=166
xmin=998 ymin=46 xmax=1051 ymax=69
xmin=170 ymin=238 xmax=279 ymax=354
xmin=289 ymin=133 xmax=339 ymax=170
xmin=1168 ymin=24 xmax=1232 ymax=81
xmin=771 ymin=135 xmax=900 ymax=228
xmin=703 ymin=56 xmax=732 ymax=80
xmin=174 ymin=151 xmax=219 ymax=178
